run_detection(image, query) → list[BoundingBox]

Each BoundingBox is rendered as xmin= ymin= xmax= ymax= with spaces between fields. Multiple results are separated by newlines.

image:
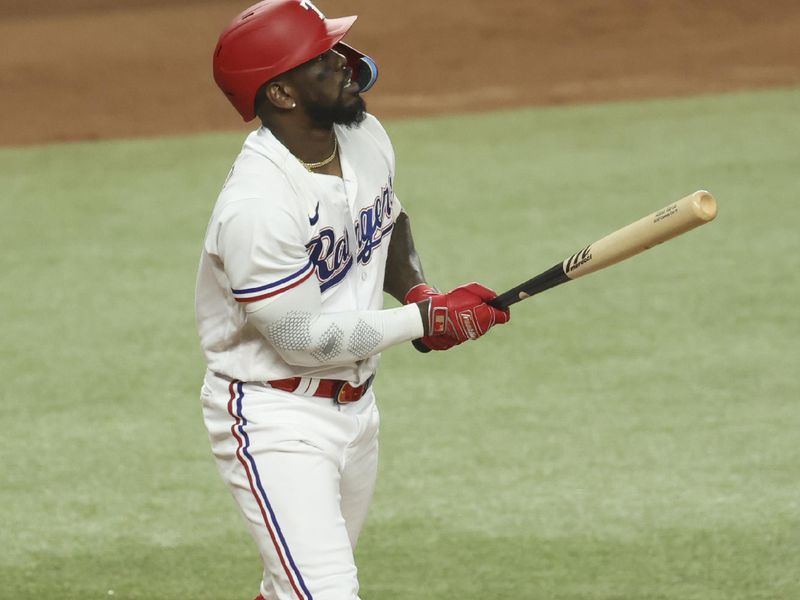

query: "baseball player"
xmin=196 ymin=1 xmax=510 ymax=598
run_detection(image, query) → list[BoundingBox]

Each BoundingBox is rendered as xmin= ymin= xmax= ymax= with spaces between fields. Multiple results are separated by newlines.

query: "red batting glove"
xmin=405 ymin=284 xmax=459 ymax=351
xmin=428 ymin=282 xmax=510 ymax=343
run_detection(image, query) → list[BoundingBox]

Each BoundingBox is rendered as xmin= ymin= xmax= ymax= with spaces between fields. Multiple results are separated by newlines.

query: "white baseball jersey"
xmin=195 ymin=114 xmax=403 ymax=385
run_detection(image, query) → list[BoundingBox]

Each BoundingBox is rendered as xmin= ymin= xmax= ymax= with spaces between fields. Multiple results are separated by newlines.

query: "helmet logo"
xmin=299 ymin=0 xmax=325 ymax=20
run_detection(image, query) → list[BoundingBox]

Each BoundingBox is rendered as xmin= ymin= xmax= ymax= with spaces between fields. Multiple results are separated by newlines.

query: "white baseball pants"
xmin=201 ymin=371 xmax=380 ymax=600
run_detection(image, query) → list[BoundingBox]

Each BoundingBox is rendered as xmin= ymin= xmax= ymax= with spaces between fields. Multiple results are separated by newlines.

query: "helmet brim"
xmin=305 ymin=15 xmax=358 ymax=67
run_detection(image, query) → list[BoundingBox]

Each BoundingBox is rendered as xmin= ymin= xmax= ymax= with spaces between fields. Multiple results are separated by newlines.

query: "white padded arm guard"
xmin=245 ymin=275 xmax=424 ymax=367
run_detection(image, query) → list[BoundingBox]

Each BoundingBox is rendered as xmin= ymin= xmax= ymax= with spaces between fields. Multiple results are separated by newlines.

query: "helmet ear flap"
xmin=335 ymin=42 xmax=378 ymax=92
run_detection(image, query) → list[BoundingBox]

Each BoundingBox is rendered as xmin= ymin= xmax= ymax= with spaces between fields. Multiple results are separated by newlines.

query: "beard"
xmin=305 ymin=92 xmax=367 ymax=129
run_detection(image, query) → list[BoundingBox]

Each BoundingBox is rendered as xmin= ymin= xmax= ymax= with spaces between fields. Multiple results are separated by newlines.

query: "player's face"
xmin=291 ymin=49 xmax=366 ymax=128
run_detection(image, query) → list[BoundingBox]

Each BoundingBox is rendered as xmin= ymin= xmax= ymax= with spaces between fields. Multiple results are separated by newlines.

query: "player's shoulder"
xmin=211 ymin=157 xmax=302 ymax=230
xmin=216 ymin=166 xmax=289 ymax=216
xmin=207 ymin=181 xmax=306 ymax=252
xmin=218 ymin=130 xmax=297 ymax=200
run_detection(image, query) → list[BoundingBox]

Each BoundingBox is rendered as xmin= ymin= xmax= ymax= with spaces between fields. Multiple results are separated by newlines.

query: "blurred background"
xmin=2 ymin=0 xmax=800 ymax=145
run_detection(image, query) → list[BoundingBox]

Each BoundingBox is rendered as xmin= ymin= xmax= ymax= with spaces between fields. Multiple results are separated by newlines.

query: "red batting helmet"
xmin=213 ymin=0 xmax=379 ymax=122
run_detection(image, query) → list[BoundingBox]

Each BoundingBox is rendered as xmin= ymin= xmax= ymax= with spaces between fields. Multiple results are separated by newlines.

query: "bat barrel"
xmin=561 ymin=190 xmax=718 ymax=280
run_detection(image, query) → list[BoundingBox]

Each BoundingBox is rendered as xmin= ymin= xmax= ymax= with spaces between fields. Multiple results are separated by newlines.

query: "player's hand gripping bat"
xmin=487 ymin=190 xmax=718 ymax=309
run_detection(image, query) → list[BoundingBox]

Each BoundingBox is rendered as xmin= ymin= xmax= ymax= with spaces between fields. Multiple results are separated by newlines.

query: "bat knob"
xmin=412 ymin=339 xmax=431 ymax=353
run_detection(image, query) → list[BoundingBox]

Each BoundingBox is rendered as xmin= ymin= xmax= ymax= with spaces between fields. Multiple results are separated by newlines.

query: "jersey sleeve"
xmin=215 ymin=197 xmax=314 ymax=303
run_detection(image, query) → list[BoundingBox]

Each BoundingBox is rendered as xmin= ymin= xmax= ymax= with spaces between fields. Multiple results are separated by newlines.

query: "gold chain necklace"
xmin=299 ymin=137 xmax=338 ymax=171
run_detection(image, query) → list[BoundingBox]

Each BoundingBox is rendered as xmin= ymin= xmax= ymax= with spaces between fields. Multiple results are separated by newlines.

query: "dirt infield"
xmin=2 ymin=0 xmax=800 ymax=146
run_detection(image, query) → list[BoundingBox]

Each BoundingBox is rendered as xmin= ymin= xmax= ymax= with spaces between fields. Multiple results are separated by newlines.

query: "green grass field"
xmin=1 ymin=87 xmax=798 ymax=599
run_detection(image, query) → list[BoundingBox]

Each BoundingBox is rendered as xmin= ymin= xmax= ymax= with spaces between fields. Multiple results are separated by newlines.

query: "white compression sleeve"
xmin=245 ymin=275 xmax=424 ymax=368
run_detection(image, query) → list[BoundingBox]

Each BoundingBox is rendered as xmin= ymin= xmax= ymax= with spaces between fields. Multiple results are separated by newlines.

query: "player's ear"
xmin=265 ymin=80 xmax=297 ymax=110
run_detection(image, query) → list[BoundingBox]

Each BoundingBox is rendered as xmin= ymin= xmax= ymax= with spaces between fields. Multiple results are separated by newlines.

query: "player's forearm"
xmin=246 ymin=279 xmax=424 ymax=367
xmin=383 ymin=211 xmax=427 ymax=303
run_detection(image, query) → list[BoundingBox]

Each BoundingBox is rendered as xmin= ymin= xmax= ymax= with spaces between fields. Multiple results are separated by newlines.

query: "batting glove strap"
xmin=404 ymin=283 xmax=460 ymax=351
xmin=404 ymin=283 xmax=440 ymax=305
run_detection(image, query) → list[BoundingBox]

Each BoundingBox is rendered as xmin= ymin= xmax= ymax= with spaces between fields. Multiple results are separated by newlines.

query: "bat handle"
xmin=487 ymin=295 xmax=511 ymax=310
xmin=488 ymin=264 xmax=570 ymax=309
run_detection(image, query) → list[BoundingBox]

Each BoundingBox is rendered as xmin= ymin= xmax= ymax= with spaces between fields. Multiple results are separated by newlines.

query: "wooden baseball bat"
xmin=487 ymin=190 xmax=718 ymax=310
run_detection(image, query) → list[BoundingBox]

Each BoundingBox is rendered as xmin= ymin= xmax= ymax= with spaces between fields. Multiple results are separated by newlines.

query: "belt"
xmin=267 ymin=375 xmax=374 ymax=404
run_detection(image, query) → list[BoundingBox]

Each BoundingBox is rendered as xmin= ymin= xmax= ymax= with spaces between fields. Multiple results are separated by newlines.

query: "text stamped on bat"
xmin=654 ymin=204 xmax=679 ymax=223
